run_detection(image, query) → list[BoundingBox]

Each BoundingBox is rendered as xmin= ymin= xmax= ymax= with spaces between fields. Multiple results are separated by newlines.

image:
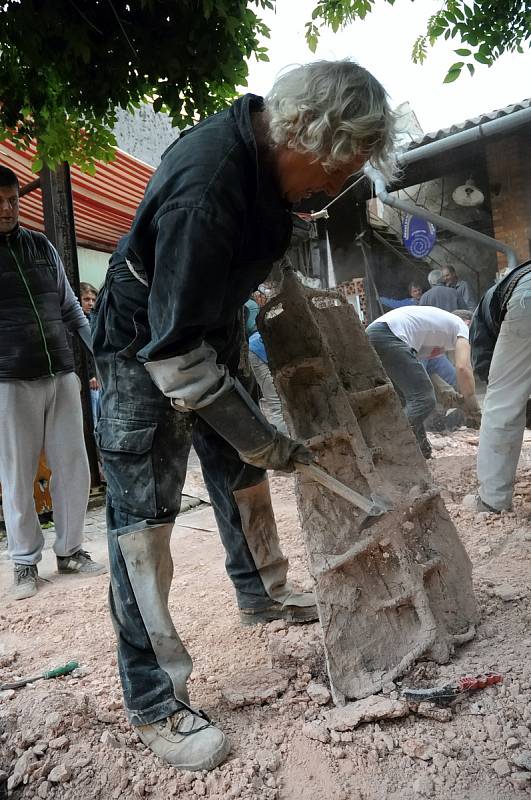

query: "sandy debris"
xmin=1 ymin=431 xmax=531 ymax=798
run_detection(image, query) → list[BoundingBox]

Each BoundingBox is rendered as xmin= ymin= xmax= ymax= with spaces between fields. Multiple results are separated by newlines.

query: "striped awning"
xmin=0 ymin=140 xmax=155 ymax=252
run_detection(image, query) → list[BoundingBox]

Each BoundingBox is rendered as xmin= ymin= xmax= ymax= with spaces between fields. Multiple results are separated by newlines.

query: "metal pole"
xmin=316 ymin=218 xmax=330 ymax=288
xmin=40 ymin=164 xmax=101 ymax=487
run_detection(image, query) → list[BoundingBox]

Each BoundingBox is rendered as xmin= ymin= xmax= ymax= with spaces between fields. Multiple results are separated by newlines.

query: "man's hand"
xmin=430 ymin=373 xmax=461 ymax=409
xmin=463 ymin=394 xmax=481 ymax=429
xmin=89 ymin=377 xmax=99 ymax=390
xmin=239 ymin=432 xmax=312 ymax=473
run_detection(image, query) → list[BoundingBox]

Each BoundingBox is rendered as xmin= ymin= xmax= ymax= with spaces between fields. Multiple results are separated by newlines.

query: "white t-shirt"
xmin=370 ymin=306 xmax=469 ymax=358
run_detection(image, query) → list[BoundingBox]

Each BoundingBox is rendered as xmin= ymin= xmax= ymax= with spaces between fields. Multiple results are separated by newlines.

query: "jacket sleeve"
xmin=50 ymin=242 xmax=90 ymax=333
xmin=140 ymin=204 xmax=242 ymax=409
xmin=469 ymin=290 xmax=496 ymax=382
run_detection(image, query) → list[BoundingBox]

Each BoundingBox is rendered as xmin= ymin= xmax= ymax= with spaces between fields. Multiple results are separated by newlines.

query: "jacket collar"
xmin=0 ymin=223 xmax=21 ymax=245
xmin=230 ymin=94 xmax=290 ymax=214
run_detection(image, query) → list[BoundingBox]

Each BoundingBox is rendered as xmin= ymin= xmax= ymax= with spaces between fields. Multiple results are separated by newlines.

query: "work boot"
xmin=56 ymin=549 xmax=107 ymax=575
xmin=239 ymin=599 xmax=319 ymax=626
xmin=135 ymin=706 xmax=230 ymax=771
xmin=13 ymin=564 xmax=39 ymax=600
xmin=474 ymin=496 xmax=502 ymax=514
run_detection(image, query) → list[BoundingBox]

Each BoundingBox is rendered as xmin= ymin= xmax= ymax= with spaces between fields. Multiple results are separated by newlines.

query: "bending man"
xmin=92 ymin=60 xmax=395 ymax=772
xmin=367 ymin=306 xmax=478 ymax=458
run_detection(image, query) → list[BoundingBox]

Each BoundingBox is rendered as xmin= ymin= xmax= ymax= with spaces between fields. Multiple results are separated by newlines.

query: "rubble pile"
xmin=2 ymin=436 xmax=531 ymax=799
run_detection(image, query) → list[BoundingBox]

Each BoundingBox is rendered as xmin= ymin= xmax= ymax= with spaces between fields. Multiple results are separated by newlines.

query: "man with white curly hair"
xmin=92 ymin=59 xmax=395 ymax=772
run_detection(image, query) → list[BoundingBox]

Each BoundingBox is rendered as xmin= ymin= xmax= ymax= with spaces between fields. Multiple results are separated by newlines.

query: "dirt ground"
xmin=2 ymin=430 xmax=531 ymax=799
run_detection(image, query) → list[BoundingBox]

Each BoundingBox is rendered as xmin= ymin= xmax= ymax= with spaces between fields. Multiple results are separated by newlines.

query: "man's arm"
xmin=49 ymin=241 xmax=90 ymax=333
xmin=454 ymin=337 xmax=475 ymax=398
xmin=379 ymin=296 xmax=415 ymax=309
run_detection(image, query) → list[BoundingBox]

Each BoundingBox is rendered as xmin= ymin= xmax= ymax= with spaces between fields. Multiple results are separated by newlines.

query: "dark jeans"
xmin=92 ymin=266 xmax=272 ymax=723
xmin=367 ymin=322 xmax=436 ymax=424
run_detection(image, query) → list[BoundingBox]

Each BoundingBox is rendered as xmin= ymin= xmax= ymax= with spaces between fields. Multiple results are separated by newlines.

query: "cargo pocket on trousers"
xmin=95 ymin=418 xmax=158 ymax=518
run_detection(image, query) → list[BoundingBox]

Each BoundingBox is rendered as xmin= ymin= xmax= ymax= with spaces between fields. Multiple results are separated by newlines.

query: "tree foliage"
xmin=0 ymin=0 xmax=528 ymax=171
xmin=0 ymin=0 xmax=272 ymax=172
xmin=306 ymin=0 xmax=531 ymax=84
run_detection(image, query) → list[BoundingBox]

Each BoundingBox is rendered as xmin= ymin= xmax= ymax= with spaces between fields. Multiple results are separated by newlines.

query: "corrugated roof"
xmin=0 ymin=140 xmax=155 ymax=252
xmin=410 ymin=98 xmax=531 ymax=149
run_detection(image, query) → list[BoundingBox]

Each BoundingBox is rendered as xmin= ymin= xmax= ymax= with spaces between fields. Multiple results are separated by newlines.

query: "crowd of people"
xmin=1 ymin=57 xmax=530 ymax=775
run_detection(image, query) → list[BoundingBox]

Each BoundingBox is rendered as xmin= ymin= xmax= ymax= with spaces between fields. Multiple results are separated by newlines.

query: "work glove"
xmin=463 ymin=394 xmax=482 ymax=429
xmin=239 ymin=432 xmax=312 ymax=473
xmin=196 ymin=379 xmax=312 ymax=472
xmin=430 ymin=374 xmax=461 ymax=409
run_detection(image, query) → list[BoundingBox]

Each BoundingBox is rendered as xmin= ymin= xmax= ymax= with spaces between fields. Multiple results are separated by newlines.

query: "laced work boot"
xmin=135 ymin=705 xmax=230 ymax=771
xmin=13 ymin=564 xmax=39 ymax=600
xmin=57 ymin=549 xmax=107 ymax=575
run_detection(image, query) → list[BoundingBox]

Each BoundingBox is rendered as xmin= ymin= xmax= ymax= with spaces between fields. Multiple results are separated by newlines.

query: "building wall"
xmin=78 ymin=247 xmax=111 ymax=290
xmin=486 ymin=132 xmax=531 ymax=270
xmin=375 ymin=165 xmax=498 ymax=299
xmin=114 ymin=105 xmax=178 ymax=168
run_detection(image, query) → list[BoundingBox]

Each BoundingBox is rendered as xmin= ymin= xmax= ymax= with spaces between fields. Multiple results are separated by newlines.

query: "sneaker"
xmin=239 ymin=601 xmax=319 ymax=626
xmin=13 ymin=564 xmax=39 ymax=600
xmin=56 ymin=549 xmax=107 ymax=575
xmin=135 ymin=706 xmax=230 ymax=771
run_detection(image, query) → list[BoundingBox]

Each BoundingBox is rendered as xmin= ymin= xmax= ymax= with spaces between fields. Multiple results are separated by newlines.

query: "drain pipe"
xmin=364 ymin=164 xmax=518 ymax=270
xmin=400 ymin=105 xmax=531 ymax=167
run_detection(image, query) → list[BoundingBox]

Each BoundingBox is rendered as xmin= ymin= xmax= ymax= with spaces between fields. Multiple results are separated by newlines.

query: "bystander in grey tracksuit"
xmin=0 ymin=221 xmax=105 ymax=600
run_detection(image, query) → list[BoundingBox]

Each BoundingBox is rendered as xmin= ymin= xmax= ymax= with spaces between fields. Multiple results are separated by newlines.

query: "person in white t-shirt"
xmin=366 ymin=306 xmax=479 ymax=458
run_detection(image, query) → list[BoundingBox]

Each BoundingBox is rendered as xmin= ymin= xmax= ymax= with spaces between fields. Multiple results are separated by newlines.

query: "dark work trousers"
xmin=367 ymin=322 xmax=436 ymax=425
xmin=92 ymin=266 xmax=272 ymax=725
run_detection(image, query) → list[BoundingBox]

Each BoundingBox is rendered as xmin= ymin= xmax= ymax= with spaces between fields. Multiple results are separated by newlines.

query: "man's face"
xmin=410 ymin=285 xmax=423 ymax=301
xmin=0 ymin=184 xmax=20 ymax=234
xmin=81 ymin=292 xmax=97 ymax=315
xmin=275 ymin=147 xmax=369 ymax=203
xmin=442 ymin=268 xmax=455 ymax=287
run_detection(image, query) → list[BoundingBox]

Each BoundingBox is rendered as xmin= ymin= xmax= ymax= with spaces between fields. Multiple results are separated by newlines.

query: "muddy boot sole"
xmin=239 ymin=604 xmax=319 ymax=626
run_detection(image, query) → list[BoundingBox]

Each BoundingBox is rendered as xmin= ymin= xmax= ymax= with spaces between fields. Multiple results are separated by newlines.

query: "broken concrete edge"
xmin=322 ymin=694 xmax=456 ymax=732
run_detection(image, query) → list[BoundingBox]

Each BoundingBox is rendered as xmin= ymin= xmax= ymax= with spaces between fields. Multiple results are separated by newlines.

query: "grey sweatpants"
xmin=0 ymin=372 xmax=90 ymax=565
xmin=478 ymin=272 xmax=531 ymax=510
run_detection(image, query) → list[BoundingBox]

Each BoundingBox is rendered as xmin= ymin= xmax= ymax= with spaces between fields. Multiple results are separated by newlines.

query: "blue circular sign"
xmin=402 ymin=215 xmax=437 ymax=258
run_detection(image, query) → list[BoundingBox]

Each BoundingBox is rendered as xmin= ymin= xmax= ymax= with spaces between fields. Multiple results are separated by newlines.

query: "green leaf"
xmin=454 ymin=48 xmax=471 ymax=56
xmin=152 ymin=96 xmax=163 ymax=113
xmin=474 ymin=51 xmax=491 ymax=64
xmin=444 ymin=66 xmax=463 ymax=83
xmin=466 ymin=62 xmax=475 ymax=76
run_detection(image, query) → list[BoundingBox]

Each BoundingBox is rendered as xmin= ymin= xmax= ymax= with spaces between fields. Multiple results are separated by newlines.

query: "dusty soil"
xmin=2 ymin=430 xmax=531 ymax=799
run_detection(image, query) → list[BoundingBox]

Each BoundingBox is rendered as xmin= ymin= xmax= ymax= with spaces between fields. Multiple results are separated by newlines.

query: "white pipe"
xmin=400 ymin=106 xmax=531 ymax=166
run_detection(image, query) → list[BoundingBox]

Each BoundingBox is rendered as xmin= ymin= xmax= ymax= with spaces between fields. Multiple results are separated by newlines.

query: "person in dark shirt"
xmin=0 ymin=168 xmax=105 ymax=602
xmin=442 ymin=265 xmax=477 ymax=311
xmin=419 ymin=269 xmax=466 ymax=312
xmin=92 ymin=60 xmax=396 ymax=771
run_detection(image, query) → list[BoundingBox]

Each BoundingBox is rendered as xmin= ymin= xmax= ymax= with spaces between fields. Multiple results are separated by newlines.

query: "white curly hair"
xmin=265 ymin=60 xmax=396 ymax=180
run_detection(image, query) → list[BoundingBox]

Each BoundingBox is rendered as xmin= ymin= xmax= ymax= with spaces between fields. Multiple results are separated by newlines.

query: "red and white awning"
xmin=0 ymin=140 xmax=155 ymax=252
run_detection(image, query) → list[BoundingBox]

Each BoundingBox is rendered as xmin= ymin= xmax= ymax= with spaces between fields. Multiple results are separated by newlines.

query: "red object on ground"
xmin=458 ymin=673 xmax=504 ymax=692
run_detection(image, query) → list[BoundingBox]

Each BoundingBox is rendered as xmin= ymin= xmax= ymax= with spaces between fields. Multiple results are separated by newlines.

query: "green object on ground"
xmin=0 ymin=660 xmax=79 ymax=691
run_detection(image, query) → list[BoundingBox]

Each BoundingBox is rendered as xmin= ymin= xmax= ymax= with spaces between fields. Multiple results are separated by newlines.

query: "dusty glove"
xmin=463 ymin=395 xmax=482 ymax=429
xmin=196 ymin=379 xmax=312 ymax=472
xmin=239 ymin=432 xmax=312 ymax=473
xmin=430 ymin=373 xmax=461 ymax=409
